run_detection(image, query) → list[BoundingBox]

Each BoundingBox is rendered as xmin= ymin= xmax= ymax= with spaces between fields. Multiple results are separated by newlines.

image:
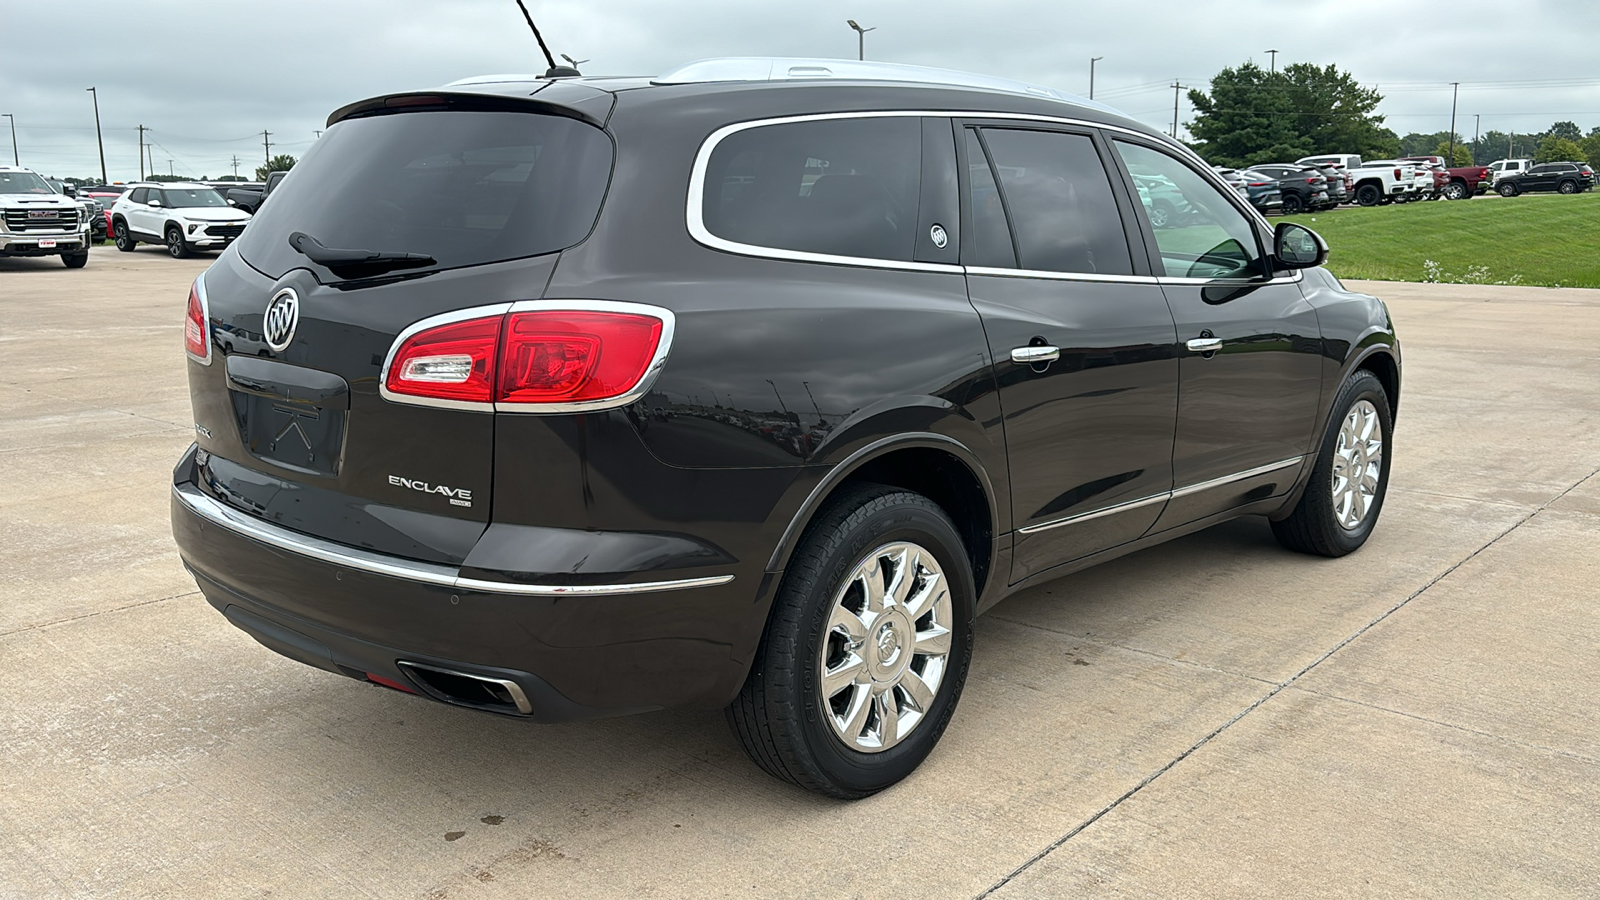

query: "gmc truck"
xmin=0 ymin=165 xmax=91 ymax=267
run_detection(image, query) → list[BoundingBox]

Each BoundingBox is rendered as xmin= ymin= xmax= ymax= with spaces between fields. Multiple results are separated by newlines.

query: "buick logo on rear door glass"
xmin=263 ymin=288 xmax=299 ymax=352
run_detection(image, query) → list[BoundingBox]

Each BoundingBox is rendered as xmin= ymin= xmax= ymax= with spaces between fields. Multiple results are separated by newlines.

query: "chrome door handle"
xmin=1186 ymin=337 xmax=1223 ymax=353
xmin=1011 ymin=345 xmax=1060 ymax=364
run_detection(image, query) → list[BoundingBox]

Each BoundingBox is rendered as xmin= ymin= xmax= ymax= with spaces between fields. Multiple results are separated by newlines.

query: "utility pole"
xmin=1089 ymin=57 xmax=1103 ymax=99
xmin=86 ymin=87 xmax=107 ymax=184
xmin=765 ymin=379 xmax=789 ymax=417
xmin=2 ymin=114 xmax=16 ymax=165
xmin=313 ymin=130 xmax=322 ymax=138
xmin=1265 ymin=49 xmax=1279 ymax=73
xmin=847 ymin=20 xmax=875 ymax=61
xmin=1472 ymin=114 xmax=1480 ymax=164
xmin=1447 ymin=82 xmax=1460 ymax=164
xmin=230 ymin=155 xmax=240 ymax=177
xmin=137 ymin=125 xmax=146 ymax=180
xmin=168 ymin=159 xmax=174 ymax=177
xmin=1171 ymin=82 xmax=1184 ymax=139
xmin=261 ymin=130 xmax=272 ymax=167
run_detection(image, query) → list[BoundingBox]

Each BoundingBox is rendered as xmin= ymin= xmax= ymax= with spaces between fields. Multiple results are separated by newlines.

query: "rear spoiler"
xmin=326 ymin=83 xmax=614 ymax=129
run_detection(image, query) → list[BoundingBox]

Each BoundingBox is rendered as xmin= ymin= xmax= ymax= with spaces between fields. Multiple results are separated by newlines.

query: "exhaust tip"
xmin=396 ymin=661 xmax=534 ymax=715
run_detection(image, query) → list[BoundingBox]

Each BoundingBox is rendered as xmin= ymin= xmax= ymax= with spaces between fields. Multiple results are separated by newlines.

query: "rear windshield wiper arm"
xmin=288 ymin=231 xmax=436 ymax=276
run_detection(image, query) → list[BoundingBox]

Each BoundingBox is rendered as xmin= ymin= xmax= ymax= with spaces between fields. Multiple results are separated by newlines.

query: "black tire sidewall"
xmin=782 ymin=492 xmax=976 ymax=796
xmin=1356 ymin=185 xmax=1379 ymax=206
xmin=1305 ymin=372 xmax=1394 ymax=553
xmin=1282 ymin=194 xmax=1303 ymax=214
xmin=166 ymin=228 xmax=186 ymax=258
xmin=113 ymin=221 xmax=135 ymax=251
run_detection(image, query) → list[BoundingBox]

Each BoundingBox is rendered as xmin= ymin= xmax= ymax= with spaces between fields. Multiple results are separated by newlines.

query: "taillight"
xmin=1395 ymin=168 xmax=1403 ymax=179
xmin=381 ymin=303 xmax=671 ymax=411
xmin=184 ymin=278 xmax=210 ymax=364
xmin=499 ymin=310 xmax=664 ymax=406
xmin=385 ymin=315 xmax=501 ymax=405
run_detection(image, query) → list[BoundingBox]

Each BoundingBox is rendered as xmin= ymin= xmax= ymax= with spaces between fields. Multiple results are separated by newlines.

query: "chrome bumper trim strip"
xmin=173 ymin=483 xmax=735 ymax=596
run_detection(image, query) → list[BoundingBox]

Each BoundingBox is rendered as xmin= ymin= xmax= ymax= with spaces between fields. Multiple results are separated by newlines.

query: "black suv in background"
xmin=1496 ymin=162 xmax=1594 ymax=196
xmin=170 ymin=59 xmax=1400 ymax=798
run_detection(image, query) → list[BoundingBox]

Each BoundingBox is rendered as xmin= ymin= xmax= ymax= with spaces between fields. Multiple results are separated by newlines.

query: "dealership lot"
xmin=2 ymin=248 xmax=1597 ymax=897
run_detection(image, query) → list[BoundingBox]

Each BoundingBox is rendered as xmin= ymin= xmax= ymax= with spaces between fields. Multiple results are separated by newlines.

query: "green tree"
xmin=1535 ymin=135 xmax=1584 ymax=164
xmin=1401 ymin=131 xmax=1452 ymax=156
xmin=1186 ymin=60 xmax=1395 ymax=167
xmin=1546 ymin=121 xmax=1583 ymax=141
xmin=255 ymin=154 xmax=296 ymax=181
xmin=1580 ymin=135 xmax=1600 ymax=167
xmin=1432 ymin=141 xmax=1473 ymax=166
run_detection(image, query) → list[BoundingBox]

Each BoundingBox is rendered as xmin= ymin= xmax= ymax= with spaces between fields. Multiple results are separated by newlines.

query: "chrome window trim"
xmin=186 ymin=271 xmax=213 ymax=366
xmin=686 ymin=109 xmax=1281 ymax=276
xmin=378 ymin=302 xmax=512 ymax=413
xmin=494 ymin=299 xmax=677 ymax=415
xmin=174 ymin=482 xmax=735 ymax=596
xmin=1015 ymin=456 xmax=1304 ymax=535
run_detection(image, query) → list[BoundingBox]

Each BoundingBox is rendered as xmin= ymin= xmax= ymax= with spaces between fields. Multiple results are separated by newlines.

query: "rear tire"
xmin=1280 ymin=193 xmax=1304 ymax=215
xmin=727 ymin=483 xmax=975 ymax=799
xmin=165 ymin=226 xmax=191 ymax=259
xmin=61 ymin=251 xmax=89 ymax=269
xmin=1150 ymin=200 xmax=1176 ymax=228
xmin=1355 ymin=184 xmax=1381 ymax=206
xmin=1498 ymin=183 xmax=1519 ymax=197
xmin=113 ymin=220 xmax=136 ymax=252
xmin=1443 ymin=182 xmax=1468 ymax=200
xmin=1558 ymin=180 xmax=1578 ymax=195
xmin=1272 ymin=370 xmax=1392 ymax=558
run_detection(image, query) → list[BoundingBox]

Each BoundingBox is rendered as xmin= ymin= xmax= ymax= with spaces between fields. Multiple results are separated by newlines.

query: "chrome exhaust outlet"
xmin=396 ymin=660 xmax=534 ymax=715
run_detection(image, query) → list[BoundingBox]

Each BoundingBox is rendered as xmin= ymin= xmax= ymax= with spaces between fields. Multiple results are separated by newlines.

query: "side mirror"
xmin=226 ymin=198 xmax=236 ymax=205
xmin=1273 ymin=222 xmax=1327 ymax=269
xmin=63 ymin=185 xmax=78 ymax=197
xmin=147 ymin=200 xmax=162 ymax=208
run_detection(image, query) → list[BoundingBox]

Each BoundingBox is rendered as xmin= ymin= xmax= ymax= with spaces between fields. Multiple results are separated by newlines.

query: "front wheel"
xmin=61 ymin=251 xmax=89 ymax=269
xmin=165 ymin=226 xmax=191 ymax=259
xmin=727 ymin=484 xmax=975 ymax=798
xmin=113 ymin=220 xmax=136 ymax=252
xmin=1280 ymin=193 xmax=1304 ymax=215
xmin=1272 ymin=370 xmax=1392 ymax=557
xmin=1498 ymin=183 xmax=1519 ymax=197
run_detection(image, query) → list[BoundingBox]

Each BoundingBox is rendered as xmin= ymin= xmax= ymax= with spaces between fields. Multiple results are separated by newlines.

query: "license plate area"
xmin=231 ymin=392 xmax=347 ymax=477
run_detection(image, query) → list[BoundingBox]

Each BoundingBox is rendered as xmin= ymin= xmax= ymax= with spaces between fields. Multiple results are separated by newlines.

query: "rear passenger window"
xmin=963 ymin=130 xmax=1016 ymax=268
xmin=976 ymin=128 xmax=1133 ymax=276
xmin=700 ymin=117 xmax=922 ymax=262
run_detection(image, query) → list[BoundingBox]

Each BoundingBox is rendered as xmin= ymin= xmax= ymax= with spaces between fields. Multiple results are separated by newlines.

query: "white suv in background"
xmin=1488 ymin=158 xmax=1533 ymax=185
xmin=110 ymin=182 xmax=252 ymax=258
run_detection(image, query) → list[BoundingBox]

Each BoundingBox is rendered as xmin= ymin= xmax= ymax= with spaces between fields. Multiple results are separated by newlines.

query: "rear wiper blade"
xmin=287 ymin=231 xmax=436 ymax=276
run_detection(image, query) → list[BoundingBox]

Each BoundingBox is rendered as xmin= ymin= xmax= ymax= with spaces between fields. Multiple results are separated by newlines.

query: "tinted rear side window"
xmin=236 ymin=110 xmax=612 ymax=279
xmin=979 ymin=128 xmax=1132 ymax=276
xmin=700 ymin=117 xmax=922 ymax=262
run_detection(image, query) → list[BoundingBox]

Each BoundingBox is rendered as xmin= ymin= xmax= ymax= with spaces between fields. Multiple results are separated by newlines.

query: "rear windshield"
xmin=236 ymin=110 xmax=613 ymax=279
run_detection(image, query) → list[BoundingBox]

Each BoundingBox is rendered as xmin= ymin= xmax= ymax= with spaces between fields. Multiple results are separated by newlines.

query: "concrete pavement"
xmin=2 ymin=249 xmax=1597 ymax=897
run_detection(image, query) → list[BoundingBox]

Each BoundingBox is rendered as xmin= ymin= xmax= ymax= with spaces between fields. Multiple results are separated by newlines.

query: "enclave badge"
xmin=388 ymin=475 xmax=473 ymax=507
xmin=263 ymin=288 xmax=300 ymax=352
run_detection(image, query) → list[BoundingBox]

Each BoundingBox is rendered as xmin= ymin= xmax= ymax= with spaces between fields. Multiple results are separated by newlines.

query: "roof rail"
xmin=652 ymin=57 xmax=1121 ymax=113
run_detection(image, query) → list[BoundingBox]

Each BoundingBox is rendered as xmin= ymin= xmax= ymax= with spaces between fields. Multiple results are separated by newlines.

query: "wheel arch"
xmin=765 ymin=433 xmax=999 ymax=601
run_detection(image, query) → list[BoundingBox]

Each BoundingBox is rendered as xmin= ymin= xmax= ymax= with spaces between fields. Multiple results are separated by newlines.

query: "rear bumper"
xmin=170 ymin=447 xmax=763 ymax=722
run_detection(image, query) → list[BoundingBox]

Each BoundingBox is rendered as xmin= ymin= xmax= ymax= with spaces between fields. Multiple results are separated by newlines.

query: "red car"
xmin=83 ymin=189 xmax=125 ymax=233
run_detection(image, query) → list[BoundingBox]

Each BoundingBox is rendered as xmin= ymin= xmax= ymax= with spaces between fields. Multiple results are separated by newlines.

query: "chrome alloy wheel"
xmin=1331 ymin=399 xmax=1384 ymax=529
xmin=819 ymin=541 xmax=953 ymax=753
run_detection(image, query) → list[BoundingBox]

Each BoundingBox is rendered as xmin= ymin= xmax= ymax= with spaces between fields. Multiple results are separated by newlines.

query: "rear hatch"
xmin=186 ymin=98 xmax=613 ymax=563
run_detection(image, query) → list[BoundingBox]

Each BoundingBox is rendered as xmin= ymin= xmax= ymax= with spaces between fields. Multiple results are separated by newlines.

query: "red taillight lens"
xmin=184 ymin=280 xmax=208 ymax=361
xmin=1395 ymin=168 xmax=1403 ymax=179
xmin=498 ymin=311 xmax=663 ymax=405
xmin=385 ymin=315 xmax=501 ymax=404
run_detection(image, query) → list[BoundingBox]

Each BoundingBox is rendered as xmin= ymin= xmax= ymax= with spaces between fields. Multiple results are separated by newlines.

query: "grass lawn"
xmin=1281 ymin=190 xmax=1600 ymax=288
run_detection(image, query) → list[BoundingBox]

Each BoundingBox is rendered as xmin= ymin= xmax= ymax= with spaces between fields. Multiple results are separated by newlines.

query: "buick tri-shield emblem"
xmin=263 ymin=288 xmax=299 ymax=352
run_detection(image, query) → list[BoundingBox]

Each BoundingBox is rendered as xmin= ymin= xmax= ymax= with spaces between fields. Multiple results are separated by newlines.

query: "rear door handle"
xmin=1011 ymin=345 xmax=1060 ymax=364
xmin=1186 ymin=337 xmax=1223 ymax=353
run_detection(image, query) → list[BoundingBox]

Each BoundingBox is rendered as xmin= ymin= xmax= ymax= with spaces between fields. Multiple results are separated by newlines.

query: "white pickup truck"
xmin=1488 ymin=158 xmax=1533 ymax=185
xmin=1348 ymin=160 xmax=1423 ymax=206
xmin=0 ymin=165 xmax=91 ymax=267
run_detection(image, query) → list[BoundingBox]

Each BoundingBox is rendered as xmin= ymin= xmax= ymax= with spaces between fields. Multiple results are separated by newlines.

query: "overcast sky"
xmin=4 ymin=0 xmax=1597 ymax=180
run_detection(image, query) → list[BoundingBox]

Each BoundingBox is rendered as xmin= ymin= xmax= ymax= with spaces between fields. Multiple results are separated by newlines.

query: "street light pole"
xmin=2 ymin=114 xmax=17 ymax=165
xmin=1447 ymin=82 xmax=1460 ymax=165
xmin=846 ymin=20 xmax=875 ymax=61
xmin=86 ymin=87 xmax=107 ymax=183
xmin=1472 ymin=114 xmax=1480 ymax=165
xmin=1089 ymin=57 xmax=1103 ymax=99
